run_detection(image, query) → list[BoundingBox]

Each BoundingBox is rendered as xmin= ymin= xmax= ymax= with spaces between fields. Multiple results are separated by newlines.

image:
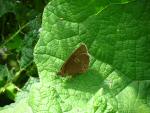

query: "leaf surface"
xmin=33 ymin=0 xmax=150 ymax=113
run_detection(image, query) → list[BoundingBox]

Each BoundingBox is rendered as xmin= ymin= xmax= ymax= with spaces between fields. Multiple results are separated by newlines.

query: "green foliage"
xmin=0 ymin=77 xmax=38 ymax=113
xmin=0 ymin=0 xmax=46 ymax=108
xmin=19 ymin=16 xmax=41 ymax=69
xmin=0 ymin=65 xmax=11 ymax=87
xmin=5 ymin=35 xmax=23 ymax=51
xmin=0 ymin=0 xmax=150 ymax=113
xmin=0 ymin=0 xmax=16 ymax=17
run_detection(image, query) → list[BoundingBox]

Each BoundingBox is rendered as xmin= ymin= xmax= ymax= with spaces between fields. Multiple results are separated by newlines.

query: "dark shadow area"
xmin=0 ymin=12 xmax=18 ymax=42
xmin=0 ymin=92 xmax=15 ymax=107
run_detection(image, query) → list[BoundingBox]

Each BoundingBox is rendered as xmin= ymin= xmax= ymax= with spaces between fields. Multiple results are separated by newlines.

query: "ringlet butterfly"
xmin=58 ymin=43 xmax=89 ymax=76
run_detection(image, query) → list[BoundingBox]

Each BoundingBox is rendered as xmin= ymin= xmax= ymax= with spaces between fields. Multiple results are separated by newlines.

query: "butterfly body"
xmin=58 ymin=44 xmax=89 ymax=76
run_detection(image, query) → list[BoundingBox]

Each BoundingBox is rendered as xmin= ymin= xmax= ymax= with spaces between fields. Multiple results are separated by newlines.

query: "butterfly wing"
xmin=62 ymin=53 xmax=89 ymax=75
xmin=59 ymin=44 xmax=89 ymax=76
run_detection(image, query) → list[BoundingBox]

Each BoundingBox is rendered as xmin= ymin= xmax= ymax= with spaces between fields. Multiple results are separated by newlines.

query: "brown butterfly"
xmin=58 ymin=43 xmax=89 ymax=76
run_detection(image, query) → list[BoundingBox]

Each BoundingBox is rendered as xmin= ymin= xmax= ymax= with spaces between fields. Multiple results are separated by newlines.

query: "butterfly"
xmin=58 ymin=43 xmax=89 ymax=76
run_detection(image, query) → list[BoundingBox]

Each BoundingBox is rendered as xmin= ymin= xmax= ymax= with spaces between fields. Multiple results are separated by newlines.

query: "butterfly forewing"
xmin=59 ymin=44 xmax=89 ymax=76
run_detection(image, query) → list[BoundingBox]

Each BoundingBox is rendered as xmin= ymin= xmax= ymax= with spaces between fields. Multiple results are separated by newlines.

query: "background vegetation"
xmin=0 ymin=0 xmax=49 ymax=106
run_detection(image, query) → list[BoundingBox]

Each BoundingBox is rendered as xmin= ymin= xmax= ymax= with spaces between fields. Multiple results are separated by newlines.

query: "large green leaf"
xmin=32 ymin=0 xmax=150 ymax=113
xmin=1 ymin=0 xmax=149 ymax=112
